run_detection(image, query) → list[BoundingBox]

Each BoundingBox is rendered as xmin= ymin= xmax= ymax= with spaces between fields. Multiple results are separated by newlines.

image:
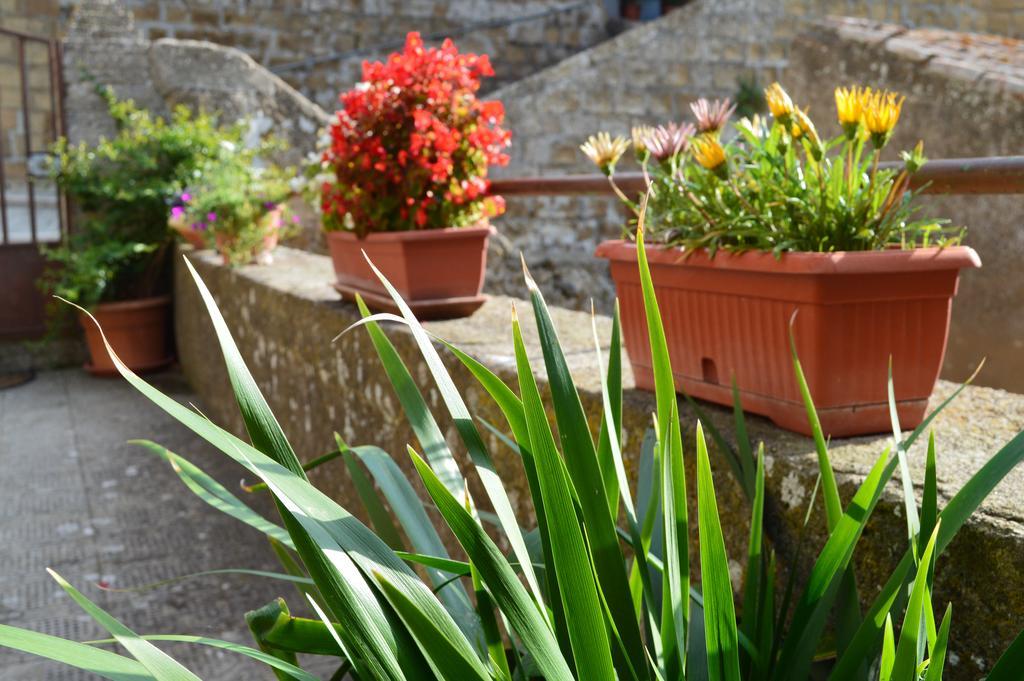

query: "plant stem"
xmin=875 ymin=170 xmax=909 ymax=225
xmin=860 ymin=148 xmax=882 ymax=233
xmin=816 ymin=158 xmax=828 ymax=248
xmin=641 ymin=159 xmax=653 ymax=196
xmin=727 ymin=177 xmax=758 ymax=217
xmin=867 ymin=148 xmax=881 ymax=197
xmin=608 ymin=175 xmax=639 ymax=215
xmin=685 ymin=188 xmax=718 ymax=230
xmin=845 ymin=139 xmax=854 ymax=195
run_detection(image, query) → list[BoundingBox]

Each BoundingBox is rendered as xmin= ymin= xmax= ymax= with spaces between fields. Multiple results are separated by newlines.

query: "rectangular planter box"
xmin=326 ymin=225 xmax=494 ymax=319
xmin=596 ymin=240 xmax=981 ymax=437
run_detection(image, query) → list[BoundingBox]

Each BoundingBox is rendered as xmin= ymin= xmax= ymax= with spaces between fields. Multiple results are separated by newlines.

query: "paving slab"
xmin=0 ymin=369 xmax=333 ymax=679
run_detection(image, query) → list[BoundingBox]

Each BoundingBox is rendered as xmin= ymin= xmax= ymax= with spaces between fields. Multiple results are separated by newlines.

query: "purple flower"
xmin=192 ymin=222 xmax=207 ymax=231
xmin=264 ymin=201 xmax=276 ymax=210
xmin=206 ymin=212 xmax=217 ymax=222
xmin=291 ymin=215 xmax=300 ymax=224
xmin=180 ymin=192 xmax=192 ymax=203
xmin=171 ymin=205 xmax=185 ymax=219
xmin=637 ymin=122 xmax=696 ymax=162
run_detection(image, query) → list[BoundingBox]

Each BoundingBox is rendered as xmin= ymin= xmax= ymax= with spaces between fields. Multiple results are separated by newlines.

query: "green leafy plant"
xmin=732 ymin=75 xmax=766 ymax=120
xmin=179 ymin=149 xmax=297 ymax=266
xmin=39 ymin=85 xmax=243 ymax=308
xmin=5 ymin=206 xmax=1022 ymax=679
xmin=584 ymin=82 xmax=962 ymax=254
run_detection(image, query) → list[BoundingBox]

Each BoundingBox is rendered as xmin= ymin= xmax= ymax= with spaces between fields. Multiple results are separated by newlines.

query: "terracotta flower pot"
xmin=78 ymin=295 xmax=173 ymax=376
xmin=326 ymin=224 xmax=494 ymax=319
xmin=168 ymin=214 xmax=207 ymax=249
xmin=214 ymin=205 xmax=284 ymax=266
xmin=595 ymin=240 xmax=981 ymax=437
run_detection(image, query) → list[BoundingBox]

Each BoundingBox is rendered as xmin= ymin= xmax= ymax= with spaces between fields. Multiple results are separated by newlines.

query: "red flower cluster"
xmin=321 ymin=32 xmax=511 ymax=235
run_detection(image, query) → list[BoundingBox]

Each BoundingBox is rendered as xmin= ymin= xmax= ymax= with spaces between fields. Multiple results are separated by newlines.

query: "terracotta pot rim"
xmin=594 ymin=239 xmax=981 ymax=274
xmin=87 ymin=295 xmax=172 ymax=314
xmin=325 ymin=224 xmax=495 ymax=243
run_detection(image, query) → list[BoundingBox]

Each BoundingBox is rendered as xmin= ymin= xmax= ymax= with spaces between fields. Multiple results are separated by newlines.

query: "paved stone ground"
xmin=0 ymin=369 xmax=335 ymax=679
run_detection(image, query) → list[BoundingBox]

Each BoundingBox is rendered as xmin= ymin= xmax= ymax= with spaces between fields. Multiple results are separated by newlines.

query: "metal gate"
xmin=0 ymin=27 xmax=66 ymax=339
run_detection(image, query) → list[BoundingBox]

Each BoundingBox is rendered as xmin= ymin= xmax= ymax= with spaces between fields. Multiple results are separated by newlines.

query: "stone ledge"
xmin=175 ymin=246 xmax=1024 ymax=677
xmin=819 ymin=16 xmax=1024 ymax=94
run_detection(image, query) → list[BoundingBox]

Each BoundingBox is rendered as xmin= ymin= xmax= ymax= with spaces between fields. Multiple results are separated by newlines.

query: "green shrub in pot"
xmin=40 ymin=85 xmax=237 ymax=310
xmin=179 ymin=148 xmax=297 ymax=266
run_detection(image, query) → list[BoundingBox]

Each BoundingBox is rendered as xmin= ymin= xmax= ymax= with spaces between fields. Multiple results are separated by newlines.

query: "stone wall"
xmin=489 ymin=1 xmax=760 ymax=309
xmin=60 ymin=0 xmax=612 ymax=111
xmin=60 ymin=0 xmax=330 ymax=249
xmin=51 ymin=0 xmax=1024 ymax=117
xmin=175 ymin=245 xmax=1024 ymax=680
xmin=62 ymin=0 xmax=329 ymax=159
xmin=487 ymin=3 xmax=1024 ymax=391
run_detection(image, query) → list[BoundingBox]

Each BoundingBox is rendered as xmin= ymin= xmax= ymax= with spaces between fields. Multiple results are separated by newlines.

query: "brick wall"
xmin=1 ymin=0 xmax=60 ymax=37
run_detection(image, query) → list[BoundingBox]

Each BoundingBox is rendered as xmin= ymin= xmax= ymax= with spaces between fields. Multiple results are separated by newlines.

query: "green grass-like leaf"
xmin=740 ymin=445 xmax=768 ymax=678
xmin=407 ymin=446 xmax=574 ymax=681
xmin=373 ymin=570 xmax=491 ymax=681
xmin=661 ymin=398 xmax=690 ymax=677
xmin=48 ymin=570 xmax=201 ymax=681
xmin=357 ymin=262 xmax=545 ymax=613
xmin=696 ymin=423 xmax=742 ymax=681
xmin=84 ymin=634 xmax=319 ymax=681
xmin=512 ymin=307 xmax=617 ymax=680
xmin=830 ymin=429 xmax=1024 ymax=680
xmin=923 ymin=605 xmax=953 ymax=681
xmin=0 ymin=624 xmax=151 ymax=681
xmin=524 ymin=260 xmax=646 ymax=681
xmin=775 ymin=449 xmax=898 ymax=681
xmin=891 ymin=522 xmax=940 ymax=679
xmin=134 ymin=440 xmax=293 ymax=550
xmin=343 ymin=443 xmax=479 ymax=643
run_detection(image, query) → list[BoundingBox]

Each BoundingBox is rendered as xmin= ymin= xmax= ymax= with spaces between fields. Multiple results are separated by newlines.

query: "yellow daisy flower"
xmin=834 ymin=85 xmax=868 ymax=138
xmin=764 ymin=82 xmax=796 ymax=126
xmin=792 ymin=108 xmax=823 ymax=160
xmin=862 ymin=89 xmax=905 ymax=149
xmin=692 ymin=135 xmax=727 ymax=177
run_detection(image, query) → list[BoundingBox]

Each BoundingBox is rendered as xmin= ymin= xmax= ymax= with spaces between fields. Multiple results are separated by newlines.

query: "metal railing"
xmin=490 ymin=156 xmax=1024 ymax=196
